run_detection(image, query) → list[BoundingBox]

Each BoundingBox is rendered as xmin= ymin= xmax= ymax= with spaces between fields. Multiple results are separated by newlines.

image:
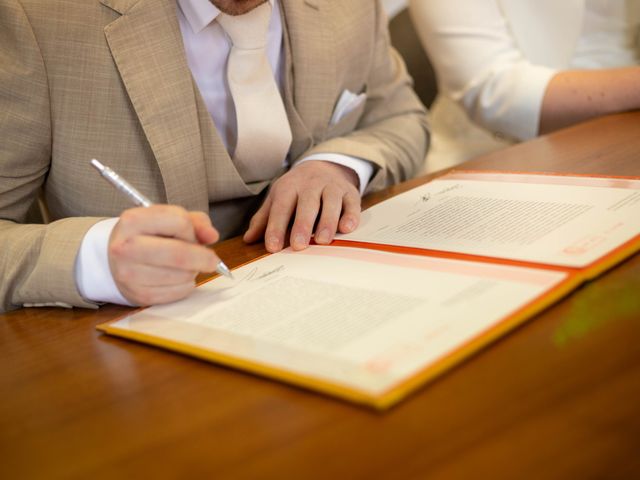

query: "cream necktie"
xmin=217 ymin=3 xmax=292 ymax=183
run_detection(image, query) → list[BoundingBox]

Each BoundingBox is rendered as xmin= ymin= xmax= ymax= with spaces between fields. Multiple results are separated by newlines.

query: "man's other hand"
xmin=108 ymin=205 xmax=220 ymax=306
xmin=243 ymin=160 xmax=361 ymax=252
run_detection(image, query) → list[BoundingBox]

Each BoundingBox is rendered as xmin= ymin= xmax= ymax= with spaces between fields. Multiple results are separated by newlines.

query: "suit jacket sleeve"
xmin=410 ymin=0 xmax=556 ymax=141
xmin=0 ymin=0 xmax=101 ymax=312
xmin=299 ymin=1 xmax=430 ymax=194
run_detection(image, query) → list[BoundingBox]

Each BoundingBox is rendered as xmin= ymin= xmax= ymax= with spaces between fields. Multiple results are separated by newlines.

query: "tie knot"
xmin=217 ymin=2 xmax=272 ymax=50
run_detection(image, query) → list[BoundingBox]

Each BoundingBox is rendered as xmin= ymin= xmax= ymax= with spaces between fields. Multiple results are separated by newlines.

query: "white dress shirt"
xmin=75 ymin=0 xmax=373 ymax=306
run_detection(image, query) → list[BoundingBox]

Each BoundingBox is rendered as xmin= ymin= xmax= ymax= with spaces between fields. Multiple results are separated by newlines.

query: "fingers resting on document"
xmin=243 ymin=160 xmax=361 ymax=252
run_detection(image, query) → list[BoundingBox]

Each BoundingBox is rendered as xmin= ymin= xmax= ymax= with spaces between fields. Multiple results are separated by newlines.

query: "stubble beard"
xmin=210 ymin=0 xmax=269 ymax=16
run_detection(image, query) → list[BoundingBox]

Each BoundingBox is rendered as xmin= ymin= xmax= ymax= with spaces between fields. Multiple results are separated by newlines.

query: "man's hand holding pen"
xmin=108 ymin=205 xmax=221 ymax=306
xmin=91 ymin=159 xmax=233 ymax=307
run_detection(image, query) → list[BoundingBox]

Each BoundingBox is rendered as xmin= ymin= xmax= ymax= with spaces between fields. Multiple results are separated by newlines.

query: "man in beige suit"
xmin=0 ymin=0 xmax=429 ymax=312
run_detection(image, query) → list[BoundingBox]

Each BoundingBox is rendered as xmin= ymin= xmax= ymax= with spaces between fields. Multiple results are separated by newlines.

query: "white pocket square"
xmin=330 ymin=89 xmax=367 ymax=126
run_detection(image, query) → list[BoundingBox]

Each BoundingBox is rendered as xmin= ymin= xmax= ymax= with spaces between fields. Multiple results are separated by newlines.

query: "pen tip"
xmin=90 ymin=158 xmax=105 ymax=172
xmin=217 ymin=261 xmax=234 ymax=279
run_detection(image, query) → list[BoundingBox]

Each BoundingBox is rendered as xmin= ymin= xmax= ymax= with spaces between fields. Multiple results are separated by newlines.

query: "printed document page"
xmin=338 ymin=173 xmax=640 ymax=268
xmin=106 ymin=246 xmax=566 ymax=396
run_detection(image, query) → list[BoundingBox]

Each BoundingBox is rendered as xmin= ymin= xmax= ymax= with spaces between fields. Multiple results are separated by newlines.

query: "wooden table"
xmin=2 ymin=112 xmax=639 ymax=479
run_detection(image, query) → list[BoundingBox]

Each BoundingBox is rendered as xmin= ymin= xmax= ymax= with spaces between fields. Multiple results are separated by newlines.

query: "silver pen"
xmin=91 ymin=158 xmax=233 ymax=279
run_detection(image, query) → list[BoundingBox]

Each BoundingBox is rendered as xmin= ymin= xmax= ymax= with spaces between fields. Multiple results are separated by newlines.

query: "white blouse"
xmin=410 ymin=0 xmax=640 ymax=172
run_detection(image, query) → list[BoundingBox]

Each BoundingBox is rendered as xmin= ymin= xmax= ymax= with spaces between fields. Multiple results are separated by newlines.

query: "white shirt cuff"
xmin=296 ymin=154 xmax=374 ymax=195
xmin=74 ymin=218 xmax=134 ymax=306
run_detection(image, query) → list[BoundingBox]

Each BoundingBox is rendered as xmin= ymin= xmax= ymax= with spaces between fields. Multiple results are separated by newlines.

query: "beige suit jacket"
xmin=0 ymin=0 xmax=429 ymax=312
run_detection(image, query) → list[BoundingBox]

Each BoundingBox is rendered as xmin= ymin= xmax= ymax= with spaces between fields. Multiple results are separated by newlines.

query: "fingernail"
xmin=344 ymin=219 xmax=355 ymax=232
xmin=267 ymin=236 xmax=281 ymax=251
xmin=293 ymin=234 xmax=307 ymax=249
xmin=316 ymin=229 xmax=330 ymax=244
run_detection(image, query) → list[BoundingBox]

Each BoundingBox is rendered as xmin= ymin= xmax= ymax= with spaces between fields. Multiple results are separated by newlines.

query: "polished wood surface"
xmin=2 ymin=112 xmax=639 ymax=479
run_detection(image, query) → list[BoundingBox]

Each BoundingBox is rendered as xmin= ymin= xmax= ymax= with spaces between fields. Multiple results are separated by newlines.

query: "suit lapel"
xmin=281 ymin=0 xmax=337 ymax=155
xmin=100 ymin=0 xmax=208 ymax=211
xmin=278 ymin=0 xmax=312 ymax=161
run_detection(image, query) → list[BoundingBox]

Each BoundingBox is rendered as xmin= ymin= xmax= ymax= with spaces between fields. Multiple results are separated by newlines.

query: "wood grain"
xmin=1 ymin=112 xmax=639 ymax=479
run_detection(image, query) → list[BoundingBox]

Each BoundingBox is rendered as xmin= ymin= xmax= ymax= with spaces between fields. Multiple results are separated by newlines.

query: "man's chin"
xmin=209 ymin=0 xmax=269 ymax=16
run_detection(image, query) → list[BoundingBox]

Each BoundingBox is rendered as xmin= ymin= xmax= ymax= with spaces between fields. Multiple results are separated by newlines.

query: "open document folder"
xmin=98 ymin=171 xmax=640 ymax=410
